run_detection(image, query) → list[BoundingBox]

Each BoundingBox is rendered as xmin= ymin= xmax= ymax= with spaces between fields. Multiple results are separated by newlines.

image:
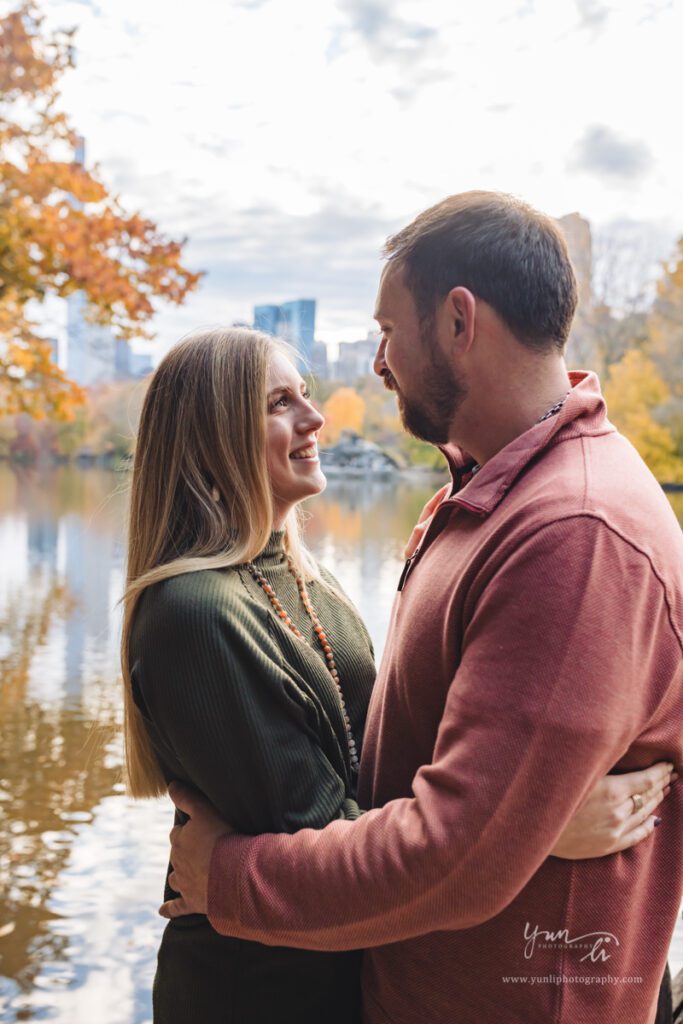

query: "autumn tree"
xmin=320 ymin=387 xmax=366 ymax=446
xmin=0 ymin=3 xmax=201 ymax=420
xmin=649 ymin=238 xmax=683 ymax=396
xmin=603 ymin=348 xmax=683 ymax=483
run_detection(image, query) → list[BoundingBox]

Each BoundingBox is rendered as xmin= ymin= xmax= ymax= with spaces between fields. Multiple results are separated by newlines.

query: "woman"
xmin=121 ymin=328 xmax=671 ymax=1024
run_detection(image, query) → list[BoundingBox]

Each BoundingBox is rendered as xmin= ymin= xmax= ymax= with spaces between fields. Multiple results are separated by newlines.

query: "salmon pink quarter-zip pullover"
xmin=207 ymin=371 xmax=683 ymax=1024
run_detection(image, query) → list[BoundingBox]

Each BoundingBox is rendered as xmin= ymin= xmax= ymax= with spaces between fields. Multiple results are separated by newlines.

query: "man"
xmin=161 ymin=192 xmax=683 ymax=1023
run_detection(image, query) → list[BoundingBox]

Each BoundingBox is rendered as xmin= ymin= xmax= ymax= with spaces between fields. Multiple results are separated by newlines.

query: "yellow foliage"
xmin=604 ymin=349 xmax=683 ymax=482
xmin=649 ymin=237 xmax=683 ymax=399
xmin=0 ymin=3 xmax=201 ymax=421
xmin=320 ymin=388 xmax=366 ymax=445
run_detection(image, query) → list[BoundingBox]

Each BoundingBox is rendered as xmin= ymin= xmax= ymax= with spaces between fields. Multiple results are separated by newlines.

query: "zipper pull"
xmin=397 ymin=555 xmax=415 ymax=592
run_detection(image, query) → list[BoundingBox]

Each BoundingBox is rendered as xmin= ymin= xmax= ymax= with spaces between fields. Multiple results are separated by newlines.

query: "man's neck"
xmin=450 ymin=361 xmax=573 ymax=467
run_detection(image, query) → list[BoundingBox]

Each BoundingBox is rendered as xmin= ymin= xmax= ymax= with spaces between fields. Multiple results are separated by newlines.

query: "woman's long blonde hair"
xmin=121 ymin=327 xmax=320 ymax=798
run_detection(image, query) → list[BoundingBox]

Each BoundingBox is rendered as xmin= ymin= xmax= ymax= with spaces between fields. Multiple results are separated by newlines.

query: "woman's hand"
xmin=404 ymin=484 xmax=450 ymax=559
xmin=551 ymin=761 xmax=677 ymax=859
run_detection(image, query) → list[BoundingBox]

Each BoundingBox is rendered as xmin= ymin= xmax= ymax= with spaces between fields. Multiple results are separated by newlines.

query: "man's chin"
xmin=398 ymin=398 xmax=447 ymax=446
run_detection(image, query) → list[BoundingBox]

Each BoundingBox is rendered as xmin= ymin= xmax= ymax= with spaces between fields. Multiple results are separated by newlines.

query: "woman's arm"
xmin=550 ymin=761 xmax=675 ymax=859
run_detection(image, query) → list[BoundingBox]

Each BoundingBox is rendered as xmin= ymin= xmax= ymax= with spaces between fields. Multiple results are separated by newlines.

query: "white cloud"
xmin=15 ymin=0 xmax=682 ymax=352
xmin=570 ymin=125 xmax=653 ymax=180
xmin=575 ymin=0 xmax=611 ymax=31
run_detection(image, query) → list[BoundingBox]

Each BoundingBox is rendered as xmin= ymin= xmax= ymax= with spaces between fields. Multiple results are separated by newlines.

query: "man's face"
xmin=372 ymin=263 xmax=468 ymax=445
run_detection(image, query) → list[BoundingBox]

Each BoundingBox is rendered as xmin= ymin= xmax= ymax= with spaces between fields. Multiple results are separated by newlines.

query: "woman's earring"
xmin=211 ymin=485 xmax=220 ymax=502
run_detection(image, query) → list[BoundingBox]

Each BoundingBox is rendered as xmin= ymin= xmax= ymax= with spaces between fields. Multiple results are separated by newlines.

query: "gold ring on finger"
xmin=631 ymin=793 xmax=644 ymax=814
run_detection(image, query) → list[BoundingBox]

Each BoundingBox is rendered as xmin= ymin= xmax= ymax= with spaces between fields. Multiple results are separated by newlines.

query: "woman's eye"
xmin=270 ymin=390 xmax=311 ymax=411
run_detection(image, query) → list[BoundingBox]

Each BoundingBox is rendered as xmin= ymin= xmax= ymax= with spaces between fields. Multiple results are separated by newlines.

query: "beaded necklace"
xmin=245 ymin=557 xmax=360 ymax=777
xmin=470 ymin=391 xmax=571 ymax=476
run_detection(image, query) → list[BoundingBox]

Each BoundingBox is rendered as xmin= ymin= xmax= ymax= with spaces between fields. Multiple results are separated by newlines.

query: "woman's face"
xmin=266 ymin=350 xmax=326 ymax=527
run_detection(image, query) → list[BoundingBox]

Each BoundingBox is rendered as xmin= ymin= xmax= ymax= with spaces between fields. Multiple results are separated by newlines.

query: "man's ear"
xmin=447 ymin=287 xmax=476 ymax=355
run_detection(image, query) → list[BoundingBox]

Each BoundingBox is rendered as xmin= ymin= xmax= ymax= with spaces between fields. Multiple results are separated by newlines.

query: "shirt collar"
xmin=438 ymin=371 xmax=614 ymax=518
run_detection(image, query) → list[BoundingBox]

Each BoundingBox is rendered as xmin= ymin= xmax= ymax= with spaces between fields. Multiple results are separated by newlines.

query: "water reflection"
xmin=0 ymin=468 xmax=127 ymax=1020
xmin=0 ymin=465 xmax=681 ymax=1023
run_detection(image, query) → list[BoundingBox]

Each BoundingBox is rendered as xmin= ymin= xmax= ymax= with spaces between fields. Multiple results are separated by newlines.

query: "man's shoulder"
xmin=489 ymin=431 xmax=683 ymax=626
xmin=535 ymin=428 xmax=682 ymax=557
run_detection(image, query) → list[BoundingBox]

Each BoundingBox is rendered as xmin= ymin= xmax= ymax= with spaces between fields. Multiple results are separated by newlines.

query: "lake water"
xmin=0 ymin=465 xmax=681 ymax=1023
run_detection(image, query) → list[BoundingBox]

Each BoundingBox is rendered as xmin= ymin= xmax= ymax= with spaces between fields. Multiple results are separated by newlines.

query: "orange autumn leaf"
xmin=0 ymin=3 xmax=202 ymax=421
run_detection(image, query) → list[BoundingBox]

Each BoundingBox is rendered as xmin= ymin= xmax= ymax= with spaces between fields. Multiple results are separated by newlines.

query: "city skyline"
xmin=28 ymin=0 xmax=681 ymax=360
xmin=254 ymin=298 xmax=317 ymax=368
xmin=52 ymin=205 xmax=599 ymax=382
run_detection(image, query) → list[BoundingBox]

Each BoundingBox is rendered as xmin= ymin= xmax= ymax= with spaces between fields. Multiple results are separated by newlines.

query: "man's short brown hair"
xmin=383 ymin=191 xmax=578 ymax=353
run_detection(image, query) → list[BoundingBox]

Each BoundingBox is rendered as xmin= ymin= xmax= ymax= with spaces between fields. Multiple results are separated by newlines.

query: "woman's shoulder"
xmin=156 ymin=565 xmax=243 ymax=602
xmin=134 ymin=567 xmax=252 ymax=638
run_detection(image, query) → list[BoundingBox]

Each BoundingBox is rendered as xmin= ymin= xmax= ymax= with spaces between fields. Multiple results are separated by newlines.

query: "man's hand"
xmin=158 ymin=781 xmax=234 ymax=920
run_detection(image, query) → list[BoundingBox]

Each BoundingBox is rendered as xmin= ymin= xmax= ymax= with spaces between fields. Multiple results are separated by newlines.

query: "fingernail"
xmin=654 ymin=817 xmax=662 ymax=827
xmin=671 ymin=773 xmax=679 ymax=782
xmin=663 ymin=786 xmax=671 ymax=796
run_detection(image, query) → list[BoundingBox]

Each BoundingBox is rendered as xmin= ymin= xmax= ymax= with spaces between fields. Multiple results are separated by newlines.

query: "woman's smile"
xmin=290 ymin=443 xmax=319 ymax=461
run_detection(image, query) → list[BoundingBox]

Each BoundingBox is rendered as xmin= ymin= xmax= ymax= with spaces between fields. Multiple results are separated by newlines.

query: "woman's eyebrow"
xmin=267 ymin=382 xmax=307 ymax=398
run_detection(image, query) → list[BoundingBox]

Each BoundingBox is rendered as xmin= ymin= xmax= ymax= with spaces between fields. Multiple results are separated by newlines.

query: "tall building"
xmin=557 ymin=213 xmax=593 ymax=310
xmin=131 ymin=352 xmax=153 ymax=377
xmin=253 ymin=299 xmax=317 ymax=369
xmin=311 ymin=341 xmax=329 ymax=379
xmin=67 ymin=291 xmax=116 ymax=386
xmin=115 ymin=338 xmax=131 ymax=378
xmin=254 ymin=305 xmax=280 ymax=336
xmin=556 ymin=213 xmax=597 ymax=369
xmin=278 ymin=299 xmax=316 ymax=368
xmin=333 ymin=332 xmax=380 ymax=383
xmin=115 ymin=339 xmax=153 ymax=380
xmin=66 ymin=137 xmax=116 ymax=387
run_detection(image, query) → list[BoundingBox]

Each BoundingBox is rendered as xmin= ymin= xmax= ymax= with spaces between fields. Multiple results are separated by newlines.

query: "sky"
xmin=12 ymin=0 xmax=683 ymax=354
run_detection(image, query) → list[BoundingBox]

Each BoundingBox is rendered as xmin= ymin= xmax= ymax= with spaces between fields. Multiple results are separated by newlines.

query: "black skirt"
xmin=153 ymin=916 xmax=362 ymax=1024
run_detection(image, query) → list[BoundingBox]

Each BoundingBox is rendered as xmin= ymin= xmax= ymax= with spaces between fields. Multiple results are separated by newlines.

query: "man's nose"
xmin=373 ymin=337 xmax=387 ymax=378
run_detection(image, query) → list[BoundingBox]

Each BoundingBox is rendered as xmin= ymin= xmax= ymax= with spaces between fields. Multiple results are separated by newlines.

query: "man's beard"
xmin=383 ymin=322 xmax=468 ymax=445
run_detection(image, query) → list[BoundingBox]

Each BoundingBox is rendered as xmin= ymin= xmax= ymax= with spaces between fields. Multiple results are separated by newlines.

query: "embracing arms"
xmin=161 ymin=518 xmax=680 ymax=942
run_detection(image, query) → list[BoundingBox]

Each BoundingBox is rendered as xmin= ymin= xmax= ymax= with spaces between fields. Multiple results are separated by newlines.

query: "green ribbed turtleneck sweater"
xmin=129 ymin=531 xmax=376 ymax=1024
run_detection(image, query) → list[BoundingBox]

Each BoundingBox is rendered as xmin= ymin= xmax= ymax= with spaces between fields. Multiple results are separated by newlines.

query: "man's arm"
xmin=200 ymin=517 xmax=680 ymax=949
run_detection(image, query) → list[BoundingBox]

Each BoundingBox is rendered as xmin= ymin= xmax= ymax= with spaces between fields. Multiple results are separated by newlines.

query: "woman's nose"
xmin=300 ymin=403 xmax=325 ymax=432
